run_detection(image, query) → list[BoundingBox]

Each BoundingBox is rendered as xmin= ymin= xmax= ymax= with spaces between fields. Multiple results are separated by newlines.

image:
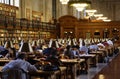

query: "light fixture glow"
xmin=72 ymin=3 xmax=88 ymax=7
xmin=85 ymin=10 xmax=97 ymax=13
xmin=69 ymin=0 xmax=91 ymax=11
xmin=94 ymin=14 xmax=103 ymax=17
xmin=103 ymin=19 xmax=111 ymax=22
xmin=97 ymin=17 xmax=107 ymax=20
xmin=60 ymin=0 xmax=69 ymax=4
xmin=85 ymin=9 xmax=97 ymax=16
xmin=76 ymin=7 xmax=85 ymax=11
xmin=72 ymin=3 xmax=88 ymax=11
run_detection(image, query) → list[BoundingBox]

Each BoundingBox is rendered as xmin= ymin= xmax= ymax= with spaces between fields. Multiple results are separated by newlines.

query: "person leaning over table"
xmin=71 ymin=45 xmax=80 ymax=59
xmin=79 ymin=42 xmax=88 ymax=55
xmin=79 ymin=42 xmax=89 ymax=74
xmin=0 ymin=46 xmax=9 ymax=57
xmin=64 ymin=45 xmax=72 ymax=59
xmin=89 ymin=42 xmax=98 ymax=52
xmin=4 ymin=48 xmax=16 ymax=59
xmin=2 ymin=53 xmax=38 ymax=79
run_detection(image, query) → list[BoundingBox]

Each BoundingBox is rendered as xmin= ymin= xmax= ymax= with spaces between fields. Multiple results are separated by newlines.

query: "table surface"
xmin=0 ymin=66 xmax=66 ymax=75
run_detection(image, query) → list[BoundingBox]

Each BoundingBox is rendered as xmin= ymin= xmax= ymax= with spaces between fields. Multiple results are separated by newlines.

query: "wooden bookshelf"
xmin=0 ymin=3 xmax=57 ymax=41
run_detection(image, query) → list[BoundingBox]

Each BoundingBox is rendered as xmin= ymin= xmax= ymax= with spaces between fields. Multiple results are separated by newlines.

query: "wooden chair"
xmin=1 ymin=68 xmax=28 ymax=79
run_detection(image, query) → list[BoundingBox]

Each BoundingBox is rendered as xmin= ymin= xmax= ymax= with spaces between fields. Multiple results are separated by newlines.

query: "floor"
xmin=77 ymin=53 xmax=119 ymax=79
xmin=92 ymin=53 xmax=120 ymax=79
xmin=77 ymin=63 xmax=107 ymax=79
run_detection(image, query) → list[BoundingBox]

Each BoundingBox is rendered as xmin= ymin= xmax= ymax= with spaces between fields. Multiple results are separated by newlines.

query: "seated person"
xmin=43 ymin=47 xmax=62 ymax=66
xmin=97 ymin=42 xmax=105 ymax=50
xmin=0 ymin=46 xmax=9 ymax=57
xmin=107 ymin=39 xmax=113 ymax=46
xmin=4 ymin=48 xmax=16 ymax=59
xmin=63 ymin=45 xmax=72 ymax=59
xmin=2 ymin=53 xmax=38 ymax=79
xmin=79 ymin=42 xmax=89 ymax=74
xmin=79 ymin=43 xmax=88 ymax=55
xmin=89 ymin=43 xmax=98 ymax=52
xmin=71 ymin=45 xmax=80 ymax=58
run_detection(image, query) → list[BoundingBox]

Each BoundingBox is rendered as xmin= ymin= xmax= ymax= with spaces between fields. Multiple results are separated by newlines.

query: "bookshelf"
xmin=0 ymin=3 xmax=57 ymax=41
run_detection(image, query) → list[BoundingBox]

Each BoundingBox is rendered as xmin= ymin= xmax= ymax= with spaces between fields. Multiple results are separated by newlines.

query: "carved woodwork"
xmin=58 ymin=15 xmax=120 ymax=39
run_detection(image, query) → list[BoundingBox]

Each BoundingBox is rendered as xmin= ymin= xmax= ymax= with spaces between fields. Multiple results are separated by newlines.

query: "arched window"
xmin=0 ymin=0 xmax=4 ymax=3
xmin=10 ymin=0 xmax=13 ymax=5
xmin=0 ymin=0 xmax=19 ymax=7
xmin=14 ymin=0 xmax=19 ymax=7
xmin=5 ymin=0 xmax=9 ymax=4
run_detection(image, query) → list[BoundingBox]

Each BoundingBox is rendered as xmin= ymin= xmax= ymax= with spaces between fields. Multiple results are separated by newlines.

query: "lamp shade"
xmin=13 ymin=39 xmax=19 ymax=44
xmin=18 ymin=41 xmax=33 ymax=53
xmin=32 ymin=40 xmax=37 ymax=47
xmin=48 ymin=39 xmax=59 ymax=48
xmin=85 ymin=9 xmax=97 ymax=16
xmin=0 ymin=40 xmax=4 ymax=46
xmin=4 ymin=40 xmax=13 ymax=49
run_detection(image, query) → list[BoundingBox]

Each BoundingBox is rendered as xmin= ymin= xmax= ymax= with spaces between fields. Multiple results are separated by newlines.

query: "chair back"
xmin=1 ymin=68 xmax=28 ymax=79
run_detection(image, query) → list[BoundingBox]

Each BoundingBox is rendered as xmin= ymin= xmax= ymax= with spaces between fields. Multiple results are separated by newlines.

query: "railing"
xmin=0 ymin=15 xmax=57 ymax=31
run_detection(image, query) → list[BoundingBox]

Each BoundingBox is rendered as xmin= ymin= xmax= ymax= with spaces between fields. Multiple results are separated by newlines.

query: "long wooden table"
xmin=29 ymin=66 xmax=66 ymax=79
xmin=79 ymin=54 xmax=96 ymax=73
xmin=0 ymin=66 xmax=66 ymax=79
xmin=89 ymin=50 xmax=104 ymax=63
xmin=0 ymin=58 xmax=10 ymax=66
xmin=60 ymin=59 xmax=85 ymax=79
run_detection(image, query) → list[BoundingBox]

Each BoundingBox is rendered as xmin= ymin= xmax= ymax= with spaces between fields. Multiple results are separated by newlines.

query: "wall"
xmin=19 ymin=0 xmax=53 ymax=22
xmin=91 ymin=0 xmax=120 ymax=21
xmin=19 ymin=0 xmax=120 ymax=22
xmin=56 ymin=0 xmax=120 ymax=21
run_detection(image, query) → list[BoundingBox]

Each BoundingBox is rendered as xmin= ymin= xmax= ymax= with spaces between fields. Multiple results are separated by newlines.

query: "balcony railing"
xmin=0 ymin=15 xmax=57 ymax=31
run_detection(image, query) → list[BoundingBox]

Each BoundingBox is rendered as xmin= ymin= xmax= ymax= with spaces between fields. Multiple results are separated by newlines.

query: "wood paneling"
xmin=58 ymin=15 xmax=120 ymax=39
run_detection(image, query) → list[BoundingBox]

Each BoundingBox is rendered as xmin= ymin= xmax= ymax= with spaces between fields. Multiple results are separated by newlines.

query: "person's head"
xmin=76 ymin=45 xmax=80 ymax=49
xmin=66 ymin=45 xmax=71 ymax=50
xmin=72 ymin=45 xmax=77 ymax=50
xmin=82 ymin=41 xmax=86 ymax=46
xmin=16 ymin=53 xmax=26 ymax=60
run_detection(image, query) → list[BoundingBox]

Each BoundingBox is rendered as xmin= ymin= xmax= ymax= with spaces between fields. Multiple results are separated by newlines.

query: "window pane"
xmin=1 ymin=0 xmax=4 ymax=3
xmin=14 ymin=0 xmax=19 ymax=7
xmin=5 ymin=0 xmax=9 ymax=4
xmin=0 ymin=0 xmax=1 ymax=3
xmin=10 ymin=0 xmax=13 ymax=5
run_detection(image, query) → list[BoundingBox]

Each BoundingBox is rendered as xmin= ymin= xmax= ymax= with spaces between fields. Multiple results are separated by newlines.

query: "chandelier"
xmin=97 ymin=17 xmax=107 ymax=20
xmin=103 ymin=19 xmax=111 ymax=22
xmin=94 ymin=14 xmax=103 ymax=17
xmin=68 ymin=0 xmax=91 ymax=11
xmin=60 ymin=0 xmax=69 ymax=4
xmin=85 ymin=9 xmax=97 ymax=16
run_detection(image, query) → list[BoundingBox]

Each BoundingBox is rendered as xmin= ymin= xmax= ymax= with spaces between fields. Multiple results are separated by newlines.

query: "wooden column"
xmin=75 ymin=25 xmax=78 ymax=39
xmin=60 ymin=25 xmax=64 ymax=38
